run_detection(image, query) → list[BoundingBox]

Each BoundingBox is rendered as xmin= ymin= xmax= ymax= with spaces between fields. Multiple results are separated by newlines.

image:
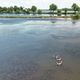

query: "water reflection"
xmin=51 ymin=20 xmax=56 ymax=24
xmin=0 ymin=18 xmax=80 ymax=80
xmin=71 ymin=20 xmax=78 ymax=25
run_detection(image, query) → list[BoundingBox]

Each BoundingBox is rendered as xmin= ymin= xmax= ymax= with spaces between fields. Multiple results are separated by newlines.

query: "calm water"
xmin=0 ymin=18 xmax=80 ymax=80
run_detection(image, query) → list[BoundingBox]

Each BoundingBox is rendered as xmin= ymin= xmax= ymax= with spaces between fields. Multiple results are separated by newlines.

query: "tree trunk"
xmin=53 ymin=11 xmax=54 ymax=16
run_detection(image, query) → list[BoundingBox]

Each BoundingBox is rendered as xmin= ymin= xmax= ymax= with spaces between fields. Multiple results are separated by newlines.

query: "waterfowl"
xmin=56 ymin=60 xmax=63 ymax=66
xmin=55 ymin=55 xmax=63 ymax=66
xmin=56 ymin=55 xmax=62 ymax=61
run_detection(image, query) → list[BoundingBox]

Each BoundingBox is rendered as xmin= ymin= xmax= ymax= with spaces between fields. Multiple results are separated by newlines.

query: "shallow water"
xmin=0 ymin=18 xmax=80 ymax=80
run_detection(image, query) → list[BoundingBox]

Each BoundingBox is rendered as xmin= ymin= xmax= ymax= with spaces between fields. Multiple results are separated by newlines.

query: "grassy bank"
xmin=0 ymin=15 xmax=79 ymax=20
xmin=0 ymin=15 xmax=72 ymax=18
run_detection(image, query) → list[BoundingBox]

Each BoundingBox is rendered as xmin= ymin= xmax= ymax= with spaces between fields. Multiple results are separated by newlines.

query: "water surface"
xmin=0 ymin=18 xmax=80 ymax=80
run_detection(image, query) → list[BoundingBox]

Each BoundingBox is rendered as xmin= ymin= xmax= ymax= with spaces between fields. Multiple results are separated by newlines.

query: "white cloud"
xmin=0 ymin=0 xmax=80 ymax=9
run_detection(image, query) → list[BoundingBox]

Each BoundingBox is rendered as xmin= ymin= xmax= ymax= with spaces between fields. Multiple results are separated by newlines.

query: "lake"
xmin=0 ymin=18 xmax=80 ymax=80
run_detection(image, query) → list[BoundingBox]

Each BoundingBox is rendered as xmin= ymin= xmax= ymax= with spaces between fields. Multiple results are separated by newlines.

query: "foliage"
xmin=26 ymin=8 xmax=31 ymax=14
xmin=72 ymin=3 xmax=80 ymax=14
xmin=49 ymin=3 xmax=57 ymax=15
xmin=71 ymin=13 xmax=80 ymax=20
xmin=0 ymin=3 xmax=79 ymax=17
xmin=31 ymin=6 xmax=37 ymax=14
xmin=63 ymin=8 xmax=68 ymax=16
xmin=57 ymin=9 xmax=61 ymax=16
xmin=49 ymin=3 xmax=57 ymax=11
xmin=37 ymin=9 xmax=42 ymax=14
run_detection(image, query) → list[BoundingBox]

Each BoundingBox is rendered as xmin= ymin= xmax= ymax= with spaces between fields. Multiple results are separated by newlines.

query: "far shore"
xmin=0 ymin=16 xmax=72 ymax=18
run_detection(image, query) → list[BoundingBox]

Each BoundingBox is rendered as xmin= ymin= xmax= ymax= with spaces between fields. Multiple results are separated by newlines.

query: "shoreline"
xmin=0 ymin=16 xmax=72 ymax=18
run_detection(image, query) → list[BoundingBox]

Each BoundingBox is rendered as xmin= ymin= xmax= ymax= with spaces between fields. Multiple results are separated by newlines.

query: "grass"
xmin=0 ymin=14 xmax=80 ymax=19
xmin=0 ymin=15 xmax=72 ymax=18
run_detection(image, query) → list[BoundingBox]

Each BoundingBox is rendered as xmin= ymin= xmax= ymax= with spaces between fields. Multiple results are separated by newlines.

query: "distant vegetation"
xmin=0 ymin=3 xmax=80 ymax=19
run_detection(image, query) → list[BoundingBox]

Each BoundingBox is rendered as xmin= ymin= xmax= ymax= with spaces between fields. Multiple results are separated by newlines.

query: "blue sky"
xmin=0 ymin=0 xmax=80 ymax=9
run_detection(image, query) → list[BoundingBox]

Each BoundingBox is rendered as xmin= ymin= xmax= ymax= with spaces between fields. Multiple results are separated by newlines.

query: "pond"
xmin=0 ymin=18 xmax=80 ymax=80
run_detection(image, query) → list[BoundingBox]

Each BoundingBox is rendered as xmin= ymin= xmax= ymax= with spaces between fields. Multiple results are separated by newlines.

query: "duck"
xmin=55 ymin=55 xmax=63 ymax=66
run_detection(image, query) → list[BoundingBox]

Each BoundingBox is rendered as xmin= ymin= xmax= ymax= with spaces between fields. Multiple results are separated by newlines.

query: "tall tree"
xmin=49 ymin=3 xmax=57 ymax=15
xmin=19 ymin=6 xmax=24 ymax=14
xmin=13 ymin=6 xmax=20 ymax=14
xmin=72 ymin=3 xmax=79 ymax=14
xmin=63 ymin=8 xmax=68 ymax=16
xmin=8 ymin=6 xmax=14 ymax=13
xmin=26 ymin=8 xmax=31 ymax=14
xmin=31 ymin=6 xmax=37 ymax=14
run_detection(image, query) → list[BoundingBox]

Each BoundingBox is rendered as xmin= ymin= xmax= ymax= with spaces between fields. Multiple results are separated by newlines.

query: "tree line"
xmin=0 ymin=3 xmax=80 ymax=16
xmin=0 ymin=6 xmax=40 ymax=14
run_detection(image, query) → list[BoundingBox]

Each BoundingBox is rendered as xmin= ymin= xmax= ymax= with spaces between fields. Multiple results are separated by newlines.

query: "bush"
xmin=71 ymin=13 xmax=80 ymax=20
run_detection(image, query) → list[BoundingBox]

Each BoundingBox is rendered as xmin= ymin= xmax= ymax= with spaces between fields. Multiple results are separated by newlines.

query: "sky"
xmin=0 ymin=0 xmax=80 ymax=9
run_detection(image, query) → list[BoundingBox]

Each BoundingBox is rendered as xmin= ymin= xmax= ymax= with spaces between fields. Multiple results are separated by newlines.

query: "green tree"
xmin=49 ymin=3 xmax=57 ymax=15
xmin=57 ymin=9 xmax=61 ymax=16
xmin=26 ymin=8 xmax=31 ymax=14
xmin=72 ymin=3 xmax=79 ymax=14
xmin=37 ymin=9 xmax=42 ymax=14
xmin=2 ymin=7 xmax=8 ymax=13
xmin=0 ymin=7 xmax=2 ymax=13
xmin=13 ymin=6 xmax=20 ymax=14
xmin=31 ymin=6 xmax=37 ymax=14
xmin=19 ymin=6 xmax=24 ymax=14
xmin=19 ymin=6 xmax=23 ymax=11
xmin=7 ymin=6 xmax=14 ymax=13
xmin=63 ymin=8 xmax=68 ymax=16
